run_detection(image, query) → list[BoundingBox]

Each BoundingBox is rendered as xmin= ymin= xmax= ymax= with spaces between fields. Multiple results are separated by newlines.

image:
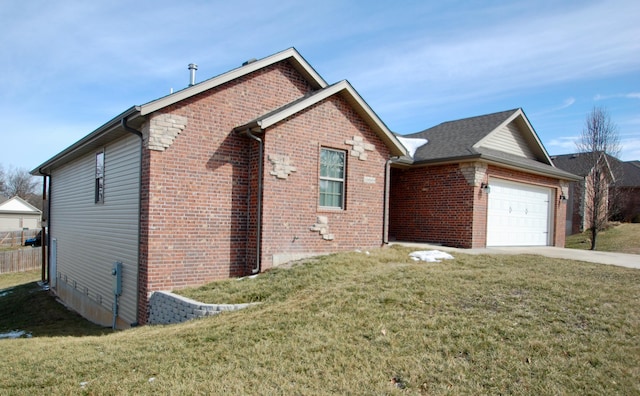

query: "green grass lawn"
xmin=1 ymin=247 xmax=639 ymax=395
xmin=565 ymin=223 xmax=640 ymax=254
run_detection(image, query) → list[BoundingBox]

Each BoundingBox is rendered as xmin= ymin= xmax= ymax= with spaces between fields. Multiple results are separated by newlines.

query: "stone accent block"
xmin=310 ymin=215 xmax=334 ymax=240
xmin=144 ymin=114 xmax=188 ymax=152
xmin=268 ymin=154 xmax=297 ymax=179
xmin=345 ymin=135 xmax=375 ymax=160
xmin=459 ymin=162 xmax=488 ymax=186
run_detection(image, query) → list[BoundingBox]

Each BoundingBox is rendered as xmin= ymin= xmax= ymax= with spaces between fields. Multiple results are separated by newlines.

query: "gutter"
xmin=412 ymin=153 xmax=582 ymax=181
xmin=32 ymin=106 xmax=140 ymax=175
xmin=120 ymin=116 xmax=144 ymax=327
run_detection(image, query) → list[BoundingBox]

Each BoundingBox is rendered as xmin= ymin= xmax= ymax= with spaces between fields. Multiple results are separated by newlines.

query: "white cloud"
xmin=548 ymin=136 xmax=580 ymax=152
xmin=594 ymin=93 xmax=640 ymax=100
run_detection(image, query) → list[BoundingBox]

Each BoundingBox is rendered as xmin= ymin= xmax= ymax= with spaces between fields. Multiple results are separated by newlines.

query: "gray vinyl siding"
xmin=50 ymin=134 xmax=140 ymax=325
xmin=480 ymin=121 xmax=536 ymax=159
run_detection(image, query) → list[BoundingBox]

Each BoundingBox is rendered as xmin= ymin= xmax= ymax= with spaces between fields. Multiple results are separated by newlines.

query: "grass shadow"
xmin=0 ymin=279 xmax=112 ymax=338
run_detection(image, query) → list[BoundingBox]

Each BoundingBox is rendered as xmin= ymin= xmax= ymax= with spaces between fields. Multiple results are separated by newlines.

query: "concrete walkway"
xmin=392 ymin=243 xmax=640 ymax=269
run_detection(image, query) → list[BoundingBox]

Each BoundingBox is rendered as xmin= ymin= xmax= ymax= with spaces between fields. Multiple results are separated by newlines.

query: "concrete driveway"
xmin=392 ymin=243 xmax=640 ymax=269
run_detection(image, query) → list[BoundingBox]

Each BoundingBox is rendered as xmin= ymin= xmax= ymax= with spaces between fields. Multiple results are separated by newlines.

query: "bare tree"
xmin=0 ymin=164 xmax=5 ymax=198
xmin=0 ymin=165 xmax=42 ymax=209
xmin=576 ymin=106 xmax=620 ymax=250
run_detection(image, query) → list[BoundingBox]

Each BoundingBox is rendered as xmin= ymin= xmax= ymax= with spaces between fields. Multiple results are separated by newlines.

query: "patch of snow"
xmin=148 ymin=377 xmax=156 ymax=383
xmin=0 ymin=290 xmax=12 ymax=298
xmin=397 ymin=136 xmax=428 ymax=158
xmin=237 ymin=274 xmax=259 ymax=280
xmin=409 ymin=250 xmax=454 ymax=263
xmin=0 ymin=330 xmax=32 ymax=339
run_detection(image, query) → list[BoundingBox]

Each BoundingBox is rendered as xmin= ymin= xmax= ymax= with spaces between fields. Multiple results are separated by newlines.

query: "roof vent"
xmin=242 ymin=58 xmax=257 ymax=66
xmin=188 ymin=63 xmax=198 ymax=86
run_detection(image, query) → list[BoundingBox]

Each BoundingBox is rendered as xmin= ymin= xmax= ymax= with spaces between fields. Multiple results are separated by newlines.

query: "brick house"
xmin=553 ymin=153 xmax=640 ymax=233
xmin=32 ymin=48 xmax=407 ymax=327
xmin=32 ymin=49 xmax=581 ymax=328
xmin=609 ymin=160 xmax=640 ymax=222
xmin=389 ymin=109 xmax=580 ymax=248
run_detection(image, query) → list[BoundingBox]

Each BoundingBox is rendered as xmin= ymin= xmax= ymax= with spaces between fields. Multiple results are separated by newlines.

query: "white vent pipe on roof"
xmin=188 ymin=63 xmax=198 ymax=86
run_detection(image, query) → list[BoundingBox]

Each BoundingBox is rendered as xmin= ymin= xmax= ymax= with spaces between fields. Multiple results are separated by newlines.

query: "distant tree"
xmin=576 ymin=106 xmax=621 ymax=250
xmin=0 ymin=165 xmax=42 ymax=209
xmin=0 ymin=164 xmax=5 ymax=197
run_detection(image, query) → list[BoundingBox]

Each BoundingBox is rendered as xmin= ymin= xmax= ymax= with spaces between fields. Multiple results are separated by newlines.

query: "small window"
xmin=95 ymin=151 xmax=104 ymax=203
xmin=319 ymin=148 xmax=345 ymax=208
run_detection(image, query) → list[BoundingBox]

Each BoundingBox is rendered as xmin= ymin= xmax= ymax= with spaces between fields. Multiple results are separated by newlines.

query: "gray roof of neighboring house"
xmin=552 ymin=152 xmax=640 ymax=187
xmin=399 ymin=109 xmax=580 ymax=181
xmin=617 ymin=161 xmax=640 ymax=187
xmin=550 ymin=153 xmax=595 ymax=177
xmin=605 ymin=156 xmax=640 ymax=187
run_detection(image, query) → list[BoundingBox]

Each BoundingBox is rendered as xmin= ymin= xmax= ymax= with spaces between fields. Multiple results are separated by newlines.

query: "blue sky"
xmin=1 ymin=0 xmax=639 ymax=172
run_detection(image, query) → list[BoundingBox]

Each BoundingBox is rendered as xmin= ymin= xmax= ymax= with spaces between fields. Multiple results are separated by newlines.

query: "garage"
xmin=486 ymin=179 xmax=553 ymax=246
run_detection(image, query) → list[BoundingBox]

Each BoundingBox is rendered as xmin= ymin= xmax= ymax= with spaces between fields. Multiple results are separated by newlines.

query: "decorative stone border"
xmin=147 ymin=291 xmax=256 ymax=325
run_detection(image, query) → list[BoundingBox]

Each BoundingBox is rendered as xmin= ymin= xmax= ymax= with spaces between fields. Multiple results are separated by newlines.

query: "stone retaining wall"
xmin=147 ymin=291 xmax=255 ymax=325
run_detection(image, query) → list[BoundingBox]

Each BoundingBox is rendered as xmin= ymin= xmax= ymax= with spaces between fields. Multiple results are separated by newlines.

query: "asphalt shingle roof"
xmin=403 ymin=109 xmax=519 ymax=162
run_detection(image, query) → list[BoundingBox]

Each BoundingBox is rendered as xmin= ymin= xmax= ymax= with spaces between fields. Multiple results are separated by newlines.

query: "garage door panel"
xmin=487 ymin=179 xmax=551 ymax=246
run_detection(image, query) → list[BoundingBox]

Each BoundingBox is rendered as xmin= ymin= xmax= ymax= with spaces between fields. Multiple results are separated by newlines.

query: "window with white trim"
xmin=95 ymin=151 xmax=104 ymax=203
xmin=319 ymin=148 xmax=345 ymax=208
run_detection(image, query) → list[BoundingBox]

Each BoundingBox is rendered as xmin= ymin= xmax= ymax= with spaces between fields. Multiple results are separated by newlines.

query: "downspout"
xmin=383 ymin=156 xmax=401 ymax=244
xmin=246 ymin=129 xmax=263 ymax=274
xmin=121 ymin=116 xmax=143 ymax=327
xmin=38 ymin=170 xmax=50 ymax=284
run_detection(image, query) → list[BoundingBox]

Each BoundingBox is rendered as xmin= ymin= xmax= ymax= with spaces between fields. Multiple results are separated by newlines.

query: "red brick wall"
xmin=389 ymin=164 xmax=478 ymax=248
xmin=389 ymin=163 xmax=567 ymax=249
xmin=259 ymin=95 xmax=392 ymax=269
xmin=137 ymin=61 xmax=315 ymax=323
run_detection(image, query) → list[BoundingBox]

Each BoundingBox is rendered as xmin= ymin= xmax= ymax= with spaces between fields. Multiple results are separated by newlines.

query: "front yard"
xmin=1 ymin=246 xmax=638 ymax=395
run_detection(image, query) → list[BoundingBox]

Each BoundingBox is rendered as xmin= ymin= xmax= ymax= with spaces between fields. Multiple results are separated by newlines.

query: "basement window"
xmin=95 ymin=151 xmax=104 ymax=203
xmin=319 ymin=148 xmax=345 ymax=209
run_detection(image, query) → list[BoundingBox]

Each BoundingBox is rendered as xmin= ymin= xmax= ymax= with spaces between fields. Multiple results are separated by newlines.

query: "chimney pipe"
xmin=188 ymin=63 xmax=198 ymax=86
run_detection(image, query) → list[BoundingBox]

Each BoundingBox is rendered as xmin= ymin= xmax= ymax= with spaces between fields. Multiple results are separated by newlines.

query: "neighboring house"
xmin=552 ymin=152 xmax=616 ymax=235
xmin=0 ymin=196 xmax=42 ymax=232
xmin=607 ymin=158 xmax=640 ymax=223
xmin=32 ymin=48 xmax=407 ymax=327
xmin=389 ymin=109 xmax=580 ymax=248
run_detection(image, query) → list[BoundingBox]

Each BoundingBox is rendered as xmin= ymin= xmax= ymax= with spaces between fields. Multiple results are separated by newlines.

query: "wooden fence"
xmin=0 ymin=247 xmax=42 ymax=274
xmin=0 ymin=230 xmax=39 ymax=249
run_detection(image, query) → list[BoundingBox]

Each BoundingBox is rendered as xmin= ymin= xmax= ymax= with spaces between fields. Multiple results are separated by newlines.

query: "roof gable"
xmin=475 ymin=111 xmax=547 ymax=161
xmin=402 ymin=108 xmax=578 ymax=180
xmin=0 ymin=196 xmax=41 ymax=214
xmin=140 ymin=48 xmax=327 ymax=116
xmin=235 ymin=80 xmax=407 ymax=157
xmin=33 ymin=48 xmax=328 ymax=175
xmin=407 ymin=108 xmax=552 ymax=164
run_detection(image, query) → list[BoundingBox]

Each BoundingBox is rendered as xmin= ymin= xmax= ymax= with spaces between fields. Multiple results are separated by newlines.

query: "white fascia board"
xmin=140 ymin=48 xmax=327 ymax=116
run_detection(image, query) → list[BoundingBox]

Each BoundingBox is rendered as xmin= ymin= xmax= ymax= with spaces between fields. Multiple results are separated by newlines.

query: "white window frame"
xmin=95 ymin=150 xmax=105 ymax=204
xmin=319 ymin=148 xmax=346 ymax=209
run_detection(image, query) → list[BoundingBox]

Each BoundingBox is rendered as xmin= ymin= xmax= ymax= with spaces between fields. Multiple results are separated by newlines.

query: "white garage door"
xmin=487 ymin=179 xmax=552 ymax=246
